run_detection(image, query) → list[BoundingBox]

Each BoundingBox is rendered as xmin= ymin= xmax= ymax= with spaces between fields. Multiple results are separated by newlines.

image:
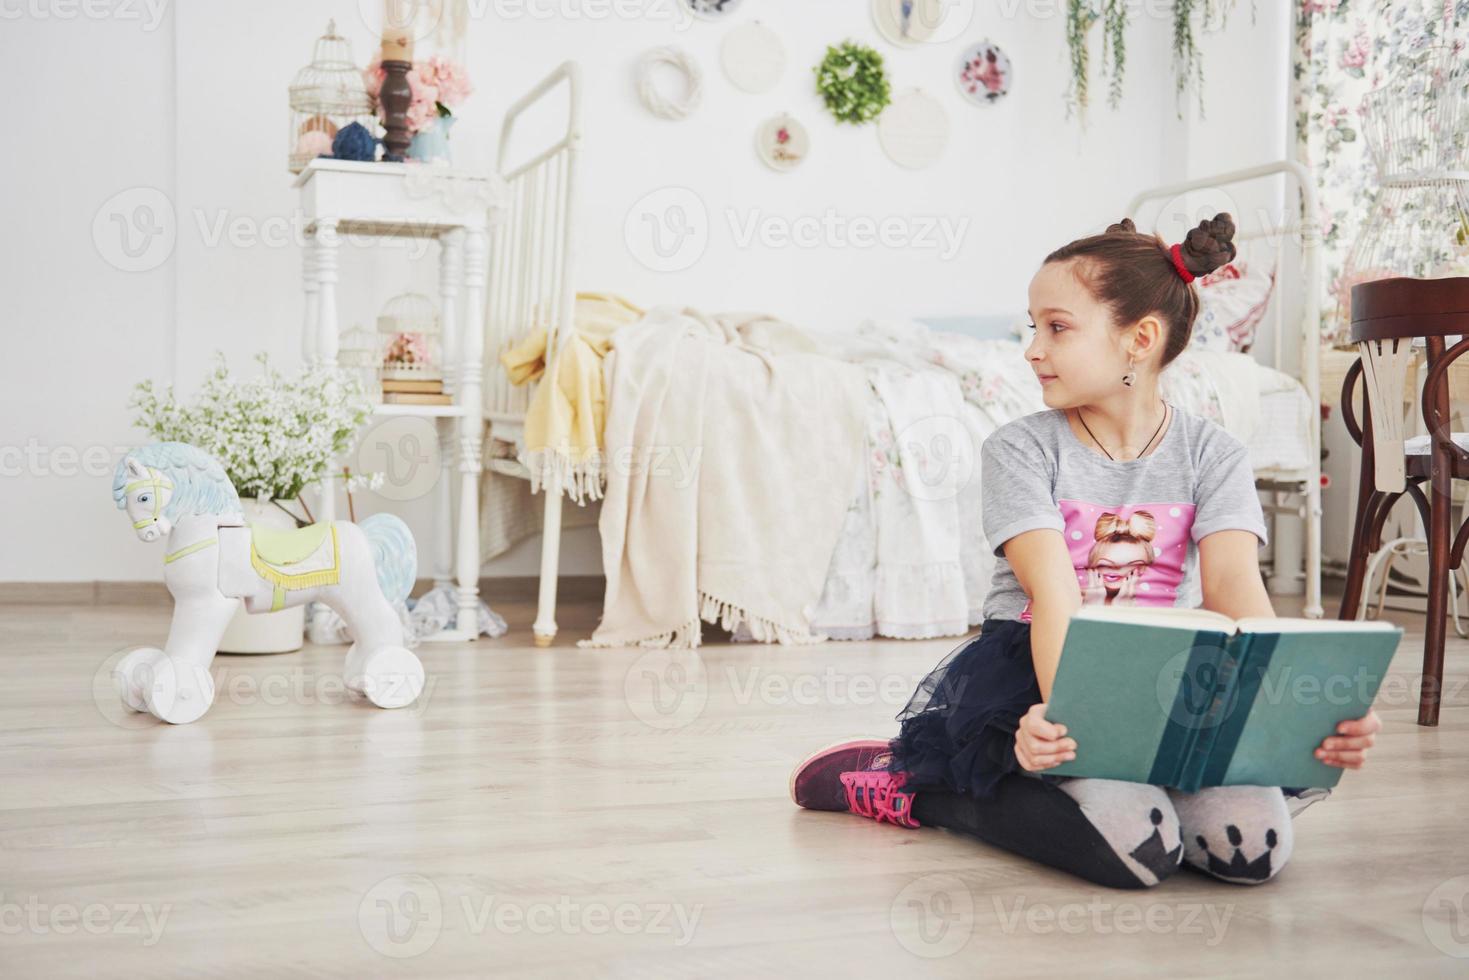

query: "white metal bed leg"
xmin=532 ymin=469 xmax=564 ymax=648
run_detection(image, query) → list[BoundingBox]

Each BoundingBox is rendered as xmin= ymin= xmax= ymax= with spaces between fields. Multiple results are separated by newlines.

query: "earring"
xmin=1122 ymin=358 xmax=1136 ymax=388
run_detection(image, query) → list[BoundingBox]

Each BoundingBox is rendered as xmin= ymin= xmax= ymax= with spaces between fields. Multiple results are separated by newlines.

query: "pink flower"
xmin=419 ymin=55 xmax=473 ymax=108
xmin=1340 ymin=24 xmax=1369 ymax=69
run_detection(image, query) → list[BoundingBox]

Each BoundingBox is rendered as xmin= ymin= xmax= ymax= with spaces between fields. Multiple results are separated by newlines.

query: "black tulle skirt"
xmin=888 ymin=618 xmax=1047 ymax=800
xmin=887 ymin=617 xmax=1325 ymax=806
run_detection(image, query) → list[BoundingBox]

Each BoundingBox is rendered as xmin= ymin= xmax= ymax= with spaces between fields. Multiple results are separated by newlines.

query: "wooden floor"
xmin=3 ymin=586 xmax=1468 ymax=978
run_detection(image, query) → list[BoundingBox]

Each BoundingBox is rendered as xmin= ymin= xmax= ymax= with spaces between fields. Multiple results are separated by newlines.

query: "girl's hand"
xmin=1314 ymin=708 xmax=1380 ymax=769
xmin=1080 ymin=569 xmax=1105 ymax=603
xmin=1015 ymin=702 xmax=1077 ymax=772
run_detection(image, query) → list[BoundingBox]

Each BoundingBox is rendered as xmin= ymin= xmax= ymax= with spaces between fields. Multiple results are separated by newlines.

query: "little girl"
xmin=791 ymin=214 xmax=1382 ymax=888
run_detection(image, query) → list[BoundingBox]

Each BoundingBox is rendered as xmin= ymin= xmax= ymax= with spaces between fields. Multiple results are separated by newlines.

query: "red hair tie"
xmin=1168 ymin=243 xmax=1195 ymax=283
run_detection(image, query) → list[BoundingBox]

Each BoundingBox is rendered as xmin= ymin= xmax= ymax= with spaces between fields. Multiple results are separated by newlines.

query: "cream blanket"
xmin=578 ymin=306 xmax=871 ymax=649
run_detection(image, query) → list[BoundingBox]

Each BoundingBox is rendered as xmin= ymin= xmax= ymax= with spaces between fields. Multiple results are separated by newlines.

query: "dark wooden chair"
xmin=1339 ymin=276 xmax=1469 ymax=726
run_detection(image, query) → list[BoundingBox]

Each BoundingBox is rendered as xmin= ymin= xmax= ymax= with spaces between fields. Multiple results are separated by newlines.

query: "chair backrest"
xmin=1349 ymin=277 xmax=1469 ymax=494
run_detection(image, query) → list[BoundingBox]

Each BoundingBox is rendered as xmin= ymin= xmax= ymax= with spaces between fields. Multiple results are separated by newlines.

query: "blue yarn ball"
xmin=332 ymin=122 xmax=378 ymax=162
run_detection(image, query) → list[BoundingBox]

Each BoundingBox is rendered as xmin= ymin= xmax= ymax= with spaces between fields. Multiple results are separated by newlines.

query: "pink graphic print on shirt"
xmin=1018 ymin=500 xmax=1197 ymax=623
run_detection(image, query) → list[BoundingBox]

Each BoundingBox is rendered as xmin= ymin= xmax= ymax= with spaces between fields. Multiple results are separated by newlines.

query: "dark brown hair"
xmin=1043 ymin=213 xmax=1238 ymax=367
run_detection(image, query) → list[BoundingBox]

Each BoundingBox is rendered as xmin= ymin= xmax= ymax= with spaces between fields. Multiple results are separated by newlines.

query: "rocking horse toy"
xmin=111 ymin=441 xmax=425 ymax=724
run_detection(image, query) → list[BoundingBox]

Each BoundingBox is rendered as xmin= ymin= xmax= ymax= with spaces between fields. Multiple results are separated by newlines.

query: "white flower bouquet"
xmin=131 ymin=353 xmax=383 ymax=519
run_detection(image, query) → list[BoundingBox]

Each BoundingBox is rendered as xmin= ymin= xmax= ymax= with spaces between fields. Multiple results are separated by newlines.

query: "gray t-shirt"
xmin=980 ymin=405 xmax=1269 ymax=623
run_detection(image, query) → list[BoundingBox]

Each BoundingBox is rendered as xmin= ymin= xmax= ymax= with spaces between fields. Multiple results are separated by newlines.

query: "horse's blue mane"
xmin=112 ymin=442 xmax=242 ymax=520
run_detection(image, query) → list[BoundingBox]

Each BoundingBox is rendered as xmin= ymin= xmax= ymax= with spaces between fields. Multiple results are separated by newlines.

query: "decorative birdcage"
xmin=339 ymin=323 xmax=382 ymax=400
xmin=1335 ymin=45 xmax=1469 ymax=339
xmin=288 ymin=20 xmax=375 ymax=174
xmin=377 ymin=292 xmax=442 ymax=383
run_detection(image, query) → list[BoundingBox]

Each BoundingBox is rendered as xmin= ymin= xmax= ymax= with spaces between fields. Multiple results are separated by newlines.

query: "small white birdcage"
xmin=339 ymin=323 xmax=382 ymax=400
xmin=377 ymin=292 xmax=442 ymax=383
xmin=288 ymin=20 xmax=376 ymax=174
xmin=1336 ymin=45 xmax=1469 ymax=336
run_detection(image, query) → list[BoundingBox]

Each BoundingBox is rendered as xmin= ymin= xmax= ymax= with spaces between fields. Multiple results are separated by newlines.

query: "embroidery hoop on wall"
xmin=721 ymin=20 xmax=786 ymax=94
xmin=755 ymin=112 xmax=809 ymax=173
xmin=870 ymin=0 xmax=973 ymax=47
xmin=681 ymin=0 xmax=744 ymax=21
xmin=955 ymin=38 xmax=1013 ymax=106
xmin=636 ymin=46 xmax=705 ymax=120
xmin=878 ymin=88 xmax=949 ymax=169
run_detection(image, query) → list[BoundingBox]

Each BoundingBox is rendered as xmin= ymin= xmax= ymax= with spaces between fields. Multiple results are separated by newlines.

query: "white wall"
xmin=1 ymin=0 xmax=1290 ymax=583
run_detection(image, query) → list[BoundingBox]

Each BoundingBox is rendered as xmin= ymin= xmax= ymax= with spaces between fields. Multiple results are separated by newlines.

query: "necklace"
xmin=1076 ymin=401 xmax=1169 ymax=461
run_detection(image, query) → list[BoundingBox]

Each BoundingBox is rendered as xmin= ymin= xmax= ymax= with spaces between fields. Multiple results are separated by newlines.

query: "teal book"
xmin=1044 ymin=607 xmax=1402 ymax=791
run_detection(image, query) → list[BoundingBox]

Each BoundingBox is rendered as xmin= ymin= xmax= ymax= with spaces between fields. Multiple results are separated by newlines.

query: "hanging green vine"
xmin=1101 ymin=0 xmax=1128 ymax=109
xmin=1065 ymin=0 xmax=1129 ymax=118
xmin=1172 ymin=0 xmax=1204 ymax=117
xmin=1067 ymin=0 xmax=1254 ymax=122
xmin=1064 ymin=0 xmax=1096 ymax=117
xmin=814 ymin=41 xmax=891 ymax=125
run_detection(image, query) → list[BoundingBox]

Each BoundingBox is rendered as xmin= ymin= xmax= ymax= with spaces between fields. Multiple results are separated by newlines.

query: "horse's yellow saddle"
xmin=217 ymin=521 xmax=341 ymax=610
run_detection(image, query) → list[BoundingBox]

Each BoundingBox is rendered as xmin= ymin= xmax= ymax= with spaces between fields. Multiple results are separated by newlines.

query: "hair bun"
xmin=1105 ymin=217 xmax=1138 ymax=235
xmin=1178 ymin=212 xmax=1237 ymax=277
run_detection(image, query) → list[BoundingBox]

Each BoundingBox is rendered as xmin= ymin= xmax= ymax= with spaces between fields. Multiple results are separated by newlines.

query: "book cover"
xmin=1043 ymin=607 xmax=1401 ymax=791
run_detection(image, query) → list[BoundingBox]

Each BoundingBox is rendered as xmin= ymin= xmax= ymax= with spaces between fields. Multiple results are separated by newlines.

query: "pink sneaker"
xmin=789 ymin=738 xmax=920 ymax=829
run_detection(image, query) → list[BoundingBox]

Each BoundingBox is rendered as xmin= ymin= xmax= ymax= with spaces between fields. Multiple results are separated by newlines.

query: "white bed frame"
xmin=482 ymin=62 xmax=583 ymax=647
xmin=481 ymin=73 xmax=1326 ymax=642
xmin=1126 ymin=160 xmax=1324 ymax=619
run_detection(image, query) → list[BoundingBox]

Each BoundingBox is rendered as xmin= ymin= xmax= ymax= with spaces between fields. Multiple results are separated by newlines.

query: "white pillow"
xmin=1191 ymin=261 xmax=1276 ymax=353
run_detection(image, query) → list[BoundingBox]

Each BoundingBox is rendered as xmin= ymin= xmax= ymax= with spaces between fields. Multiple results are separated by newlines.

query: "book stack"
xmin=380 ymin=378 xmax=452 ymax=406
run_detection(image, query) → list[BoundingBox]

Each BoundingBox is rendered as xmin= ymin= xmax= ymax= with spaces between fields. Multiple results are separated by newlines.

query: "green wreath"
xmin=814 ymin=41 xmax=891 ymax=125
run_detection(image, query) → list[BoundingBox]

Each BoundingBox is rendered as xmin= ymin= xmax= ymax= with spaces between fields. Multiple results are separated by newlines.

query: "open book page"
xmin=1072 ymin=606 xmax=1403 ymax=635
xmin=1071 ymin=605 xmax=1236 ymax=632
xmin=1236 ymin=617 xmax=1401 ymax=634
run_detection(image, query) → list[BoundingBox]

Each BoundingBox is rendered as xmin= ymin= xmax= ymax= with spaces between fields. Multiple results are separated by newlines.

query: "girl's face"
xmin=1091 ymin=539 xmax=1150 ymax=590
xmin=1025 ymin=259 xmax=1127 ymax=408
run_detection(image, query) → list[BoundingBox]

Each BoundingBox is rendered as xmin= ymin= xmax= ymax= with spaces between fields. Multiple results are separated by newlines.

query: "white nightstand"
xmin=294 ymin=158 xmax=508 ymax=641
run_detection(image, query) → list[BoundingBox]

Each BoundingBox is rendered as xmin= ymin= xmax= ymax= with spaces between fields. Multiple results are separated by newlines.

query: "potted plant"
xmin=130 ymin=353 xmax=380 ymax=653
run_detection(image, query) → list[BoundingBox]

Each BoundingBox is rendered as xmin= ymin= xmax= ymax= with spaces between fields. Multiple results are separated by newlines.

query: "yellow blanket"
xmin=498 ymin=292 xmax=644 ymax=504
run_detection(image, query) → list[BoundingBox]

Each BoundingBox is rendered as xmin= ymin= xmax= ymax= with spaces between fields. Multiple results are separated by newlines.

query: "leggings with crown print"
xmin=910 ymin=772 xmax=1301 ymax=888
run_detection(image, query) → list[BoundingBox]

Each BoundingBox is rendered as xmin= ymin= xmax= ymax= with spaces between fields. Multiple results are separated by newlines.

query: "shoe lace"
xmin=840 ymin=770 xmax=920 ymax=829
